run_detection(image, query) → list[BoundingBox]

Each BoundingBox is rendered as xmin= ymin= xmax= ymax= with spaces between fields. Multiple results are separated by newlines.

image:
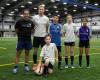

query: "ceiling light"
xmin=1 ymin=7 xmax=5 ymax=9
xmin=28 ymin=1 xmax=32 ymax=4
xmin=85 ymin=1 xmax=89 ymax=4
xmin=63 ymin=2 xmax=67 ymax=5
xmin=83 ymin=6 xmax=87 ymax=9
xmin=6 ymin=3 xmax=10 ymax=6
xmin=94 ymin=3 xmax=98 ymax=6
xmin=20 ymin=5 xmax=25 ymax=8
xmin=74 ymin=4 xmax=77 ymax=7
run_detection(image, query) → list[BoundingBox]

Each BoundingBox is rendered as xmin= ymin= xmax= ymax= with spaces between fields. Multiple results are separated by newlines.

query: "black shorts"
xmin=42 ymin=58 xmax=53 ymax=69
xmin=33 ymin=37 xmax=45 ymax=48
xmin=57 ymin=46 xmax=61 ymax=53
xmin=79 ymin=40 xmax=90 ymax=48
xmin=64 ymin=42 xmax=75 ymax=46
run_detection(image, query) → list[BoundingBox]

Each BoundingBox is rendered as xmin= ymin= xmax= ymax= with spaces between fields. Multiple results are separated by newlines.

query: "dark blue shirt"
xmin=79 ymin=26 xmax=90 ymax=41
xmin=49 ymin=23 xmax=62 ymax=46
xmin=15 ymin=19 xmax=34 ymax=41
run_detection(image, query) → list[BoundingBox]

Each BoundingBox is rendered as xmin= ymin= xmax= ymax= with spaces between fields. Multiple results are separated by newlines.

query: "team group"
xmin=12 ymin=4 xmax=91 ymax=76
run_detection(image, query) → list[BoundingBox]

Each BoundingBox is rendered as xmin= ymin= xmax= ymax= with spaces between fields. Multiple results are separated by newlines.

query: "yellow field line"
xmin=0 ymin=53 xmax=100 ymax=67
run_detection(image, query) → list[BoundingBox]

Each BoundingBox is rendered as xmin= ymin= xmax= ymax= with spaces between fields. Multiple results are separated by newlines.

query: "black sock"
xmin=25 ymin=63 xmax=28 ymax=66
xmin=79 ymin=55 xmax=82 ymax=67
xmin=33 ymin=54 xmax=37 ymax=64
xmin=43 ymin=66 xmax=48 ymax=74
xmin=58 ymin=56 xmax=62 ymax=68
xmin=65 ymin=56 xmax=68 ymax=65
xmin=70 ymin=56 xmax=74 ymax=66
xmin=14 ymin=65 xmax=18 ymax=68
xmin=86 ymin=55 xmax=90 ymax=67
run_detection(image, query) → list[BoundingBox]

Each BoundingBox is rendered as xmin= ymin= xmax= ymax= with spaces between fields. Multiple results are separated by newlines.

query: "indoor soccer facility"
xmin=0 ymin=0 xmax=100 ymax=80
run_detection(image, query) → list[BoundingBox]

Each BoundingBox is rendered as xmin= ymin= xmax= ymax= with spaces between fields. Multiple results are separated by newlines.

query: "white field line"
xmin=0 ymin=47 xmax=7 ymax=50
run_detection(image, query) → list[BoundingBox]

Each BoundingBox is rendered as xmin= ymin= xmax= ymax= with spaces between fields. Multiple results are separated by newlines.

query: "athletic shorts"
xmin=64 ymin=42 xmax=75 ymax=46
xmin=57 ymin=46 xmax=61 ymax=53
xmin=79 ymin=40 xmax=90 ymax=48
xmin=16 ymin=41 xmax=32 ymax=50
xmin=42 ymin=58 xmax=53 ymax=69
xmin=33 ymin=37 xmax=45 ymax=48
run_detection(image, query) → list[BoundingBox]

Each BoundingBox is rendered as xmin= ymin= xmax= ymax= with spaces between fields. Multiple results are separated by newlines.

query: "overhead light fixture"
xmin=83 ymin=6 xmax=87 ymax=9
xmin=74 ymin=4 xmax=77 ymax=7
xmin=85 ymin=1 xmax=89 ymax=4
xmin=63 ymin=2 xmax=67 ymax=5
xmin=34 ymin=7 xmax=37 ymax=10
xmin=13 ymin=0 xmax=17 ymax=1
xmin=55 ymin=11 xmax=59 ymax=13
xmin=50 ymin=0 xmax=55 ymax=3
xmin=14 ymin=9 xmax=18 ymax=11
xmin=46 ymin=9 xmax=49 ymax=11
xmin=53 ymin=6 xmax=57 ymax=8
xmin=20 ymin=5 xmax=25 ymax=8
xmin=48 ymin=13 xmax=51 ymax=16
xmin=1 ymin=7 xmax=5 ymax=9
xmin=73 ymin=9 xmax=77 ymax=12
xmin=8 ymin=13 xmax=14 ymax=16
xmin=11 ymin=11 xmax=14 ymax=14
xmin=28 ymin=1 xmax=32 ymax=4
xmin=94 ymin=3 xmax=98 ymax=6
xmin=6 ymin=3 xmax=10 ymax=6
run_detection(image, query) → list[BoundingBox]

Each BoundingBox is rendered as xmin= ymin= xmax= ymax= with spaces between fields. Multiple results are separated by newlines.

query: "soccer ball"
xmin=34 ymin=66 xmax=44 ymax=75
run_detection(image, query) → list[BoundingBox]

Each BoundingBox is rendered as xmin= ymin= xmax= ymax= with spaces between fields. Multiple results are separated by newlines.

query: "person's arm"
xmin=46 ymin=18 xmax=49 ymax=33
xmin=38 ymin=47 xmax=45 ymax=67
xmin=54 ymin=44 xmax=58 ymax=62
xmin=15 ymin=21 xmax=20 ymax=34
xmin=31 ymin=22 xmax=35 ymax=33
xmin=62 ymin=24 xmax=66 ymax=37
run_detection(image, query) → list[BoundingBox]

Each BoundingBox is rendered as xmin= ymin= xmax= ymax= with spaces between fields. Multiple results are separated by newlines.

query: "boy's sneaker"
xmin=24 ymin=65 xmax=30 ymax=72
xmin=13 ymin=68 xmax=18 ymax=74
xmin=64 ymin=65 xmax=68 ymax=69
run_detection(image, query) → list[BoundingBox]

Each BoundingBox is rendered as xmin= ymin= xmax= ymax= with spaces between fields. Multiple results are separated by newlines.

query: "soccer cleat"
xmin=24 ymin=65 xmax=30 ymax=72
xmin=13 ymin=68 xmax=18 ymax=74
xmin=64 ymin=65 xmax=68 ymax=69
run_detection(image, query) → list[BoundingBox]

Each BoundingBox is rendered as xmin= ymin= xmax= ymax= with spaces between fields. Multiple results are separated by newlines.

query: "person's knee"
xmin=44 ymin=58 xmax=49 ymax=66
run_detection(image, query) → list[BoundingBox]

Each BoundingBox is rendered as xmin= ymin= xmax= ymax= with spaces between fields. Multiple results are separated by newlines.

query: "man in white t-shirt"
xmin=32 ymin=5 xmax=49 ymax=65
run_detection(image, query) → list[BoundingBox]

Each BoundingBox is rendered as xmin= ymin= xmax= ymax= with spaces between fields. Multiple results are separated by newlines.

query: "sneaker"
xmin=64 ymin=65 xmax=68 ymax=69
xmin=24 ymin=65 xmax=30 ymax=72
xmin=86 ymin=66 xmax=91 ymax=68
xmin=70 ymin=65 xmax=75 ymax=68
xmin=13 ymin=68 xmax=18 ymax=74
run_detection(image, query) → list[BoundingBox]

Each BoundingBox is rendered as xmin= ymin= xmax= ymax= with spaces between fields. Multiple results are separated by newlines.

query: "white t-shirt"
xmin=63 ymin=23 xmax=76 ymax=42
xmin=40 ymin=43 xmax=57 ymax=65
xmin=32 ymin=15 xmax=49 ymax=37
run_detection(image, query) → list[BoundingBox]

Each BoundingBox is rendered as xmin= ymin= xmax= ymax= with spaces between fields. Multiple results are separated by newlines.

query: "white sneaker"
xmin=24 ymin=66 xmax=30 ymax=72
xmin=86 ymin=66 xmax=91 ymax=68
xmin=65 ymin=65 xmax=68 ymax=69
xmin=71 ymin=66 xmax=75 ymax=69
xmin=13 ymin=68 xmax=18 ymax=74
